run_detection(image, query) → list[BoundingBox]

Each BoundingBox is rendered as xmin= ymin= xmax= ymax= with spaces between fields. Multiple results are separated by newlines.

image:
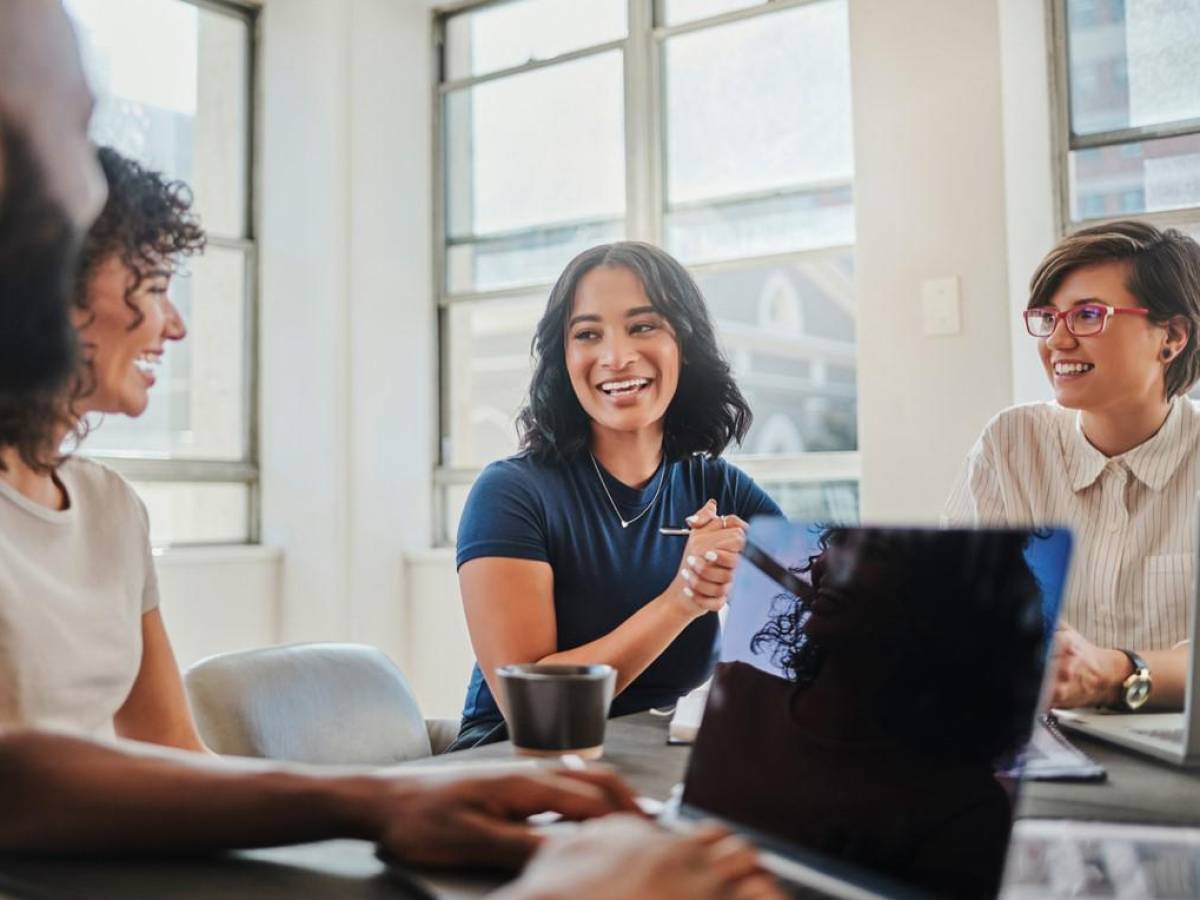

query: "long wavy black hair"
xmin=516 ymin=242 xmax=752 ymax=463
xmin=751 ymin=528 xmax=1046 ymax=765
xmin=0 ymin=146 xmax=205 ymax=472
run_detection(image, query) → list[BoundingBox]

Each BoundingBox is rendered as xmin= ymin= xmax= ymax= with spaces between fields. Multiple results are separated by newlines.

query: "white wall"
xmin=852 ymin=0 xmax=1017 ymax=523
xmin=998 ymin=0 xmax=1060 ymax=406
xmin=157 ymin=546 xmax=281 ymax=668
xmin=257 ymin=0 xmax=434 ymax=668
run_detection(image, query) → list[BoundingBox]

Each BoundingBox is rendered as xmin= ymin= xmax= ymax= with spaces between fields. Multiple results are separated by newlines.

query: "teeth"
xmin=600 ymin=378 xmax=649 ymax=393
xmin=134 ymin=353 xmax=161 ymax=375
xmin=1054 ymin=362 xmax=1094 ymax=375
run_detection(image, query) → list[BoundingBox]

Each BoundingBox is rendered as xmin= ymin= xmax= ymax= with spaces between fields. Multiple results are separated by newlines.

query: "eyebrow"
xmin=567 ymin=306 xmax=660 ymax=329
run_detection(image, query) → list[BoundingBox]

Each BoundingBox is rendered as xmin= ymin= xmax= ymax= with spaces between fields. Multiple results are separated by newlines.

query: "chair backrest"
xmin=185 ymin=642 xmax=433 ymax=764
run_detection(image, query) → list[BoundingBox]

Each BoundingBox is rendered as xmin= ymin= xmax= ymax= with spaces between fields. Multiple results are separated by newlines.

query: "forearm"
xmin=0 ymin=730 xmax=380 ymax=855
xmin=537 ymin=595 xmax=698 ymax=695
xmin=1142 ymin=645 xmax=1187 ymax=710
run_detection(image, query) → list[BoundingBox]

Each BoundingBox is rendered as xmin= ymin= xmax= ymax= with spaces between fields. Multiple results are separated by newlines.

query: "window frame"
xmin=431 ymin=0 xmax=860 ymax=545
xmin=81 ymin=0 xmax=262 ymax=545
xmin=1049 ymin=0 xmax=1200 ymax=236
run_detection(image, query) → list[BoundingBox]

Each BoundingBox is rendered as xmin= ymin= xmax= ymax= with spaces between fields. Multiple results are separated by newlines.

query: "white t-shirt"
xmin=944 ymin=398 xmax=1199 ymax=651
xmin=0 ymin=457 xmax=159 ymax=737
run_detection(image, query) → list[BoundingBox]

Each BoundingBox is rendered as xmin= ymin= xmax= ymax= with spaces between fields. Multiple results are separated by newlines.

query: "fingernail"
xmin=683 ymin=587 xmax=694 ymax=598
xmin=681 ymin=569 xmax=691 ymax=581
xmin=687 ymin=555 xmax=697 ymax=566
xmin=704 ymin=551 xmax=718 ymax=562
xmin=685 ymin=515 xmax=697 ymax=524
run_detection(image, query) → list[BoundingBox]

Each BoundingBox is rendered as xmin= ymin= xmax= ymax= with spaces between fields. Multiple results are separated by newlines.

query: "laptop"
xmin=1052 ymin=496 xmax=1200 ymax=767
xmin=661 ymin=519 xmax=1074 ymax=899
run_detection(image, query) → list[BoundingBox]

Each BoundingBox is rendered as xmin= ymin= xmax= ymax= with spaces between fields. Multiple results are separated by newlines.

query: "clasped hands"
xmin=668 ymin=499 xmax=749 ymax=619
xmin=1048 ymin=622 xmax=1131 ymax=709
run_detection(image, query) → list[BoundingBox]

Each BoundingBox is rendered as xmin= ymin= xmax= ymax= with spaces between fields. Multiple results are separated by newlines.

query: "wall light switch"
xmin=921 ymin=276 xmax=960 ymax=336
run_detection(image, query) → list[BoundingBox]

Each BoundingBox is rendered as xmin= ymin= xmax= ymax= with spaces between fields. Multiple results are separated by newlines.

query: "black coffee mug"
xmin=495 ymin=663 xmax=616 ymax=759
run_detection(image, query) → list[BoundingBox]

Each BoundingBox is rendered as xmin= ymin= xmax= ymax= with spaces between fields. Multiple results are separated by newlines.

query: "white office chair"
xmin=185 ymin=643 xmax=460 ymax=765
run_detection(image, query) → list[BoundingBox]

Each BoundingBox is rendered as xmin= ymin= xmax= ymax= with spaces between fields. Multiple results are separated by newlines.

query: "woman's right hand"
xmin=665 ymin=499 xmax=748 ymax=620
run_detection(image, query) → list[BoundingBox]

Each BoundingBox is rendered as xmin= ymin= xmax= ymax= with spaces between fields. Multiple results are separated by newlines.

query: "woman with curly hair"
xmin=0 ymin=146 xmax=207 ymax=748
xmin=450 ymin=242 xmax=782 ymax=750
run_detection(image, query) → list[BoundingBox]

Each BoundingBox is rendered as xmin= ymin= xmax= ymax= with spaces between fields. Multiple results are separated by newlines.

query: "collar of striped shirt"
xmin=1064 ymin=397 xmax=1197 ymax=493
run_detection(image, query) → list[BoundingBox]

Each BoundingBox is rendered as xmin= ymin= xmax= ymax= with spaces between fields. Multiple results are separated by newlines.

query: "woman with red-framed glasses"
xmin=946 ymin=220 xmax=1200 ymax=714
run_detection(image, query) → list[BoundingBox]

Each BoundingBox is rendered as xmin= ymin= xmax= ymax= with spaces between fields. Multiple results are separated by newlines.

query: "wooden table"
xmin=2 ymin=713 xmax=1199 ymax=899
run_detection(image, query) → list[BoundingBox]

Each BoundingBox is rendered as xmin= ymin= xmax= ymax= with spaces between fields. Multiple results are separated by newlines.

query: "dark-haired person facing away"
xmin=686 ymin=528 xmax=1046 ymax=899
xmin=946 ymin=222 xmax=1200 ymax=712
xmin=0 ymin=9 xmax=784 ymax=893
xmin=451 ymin=242 xmax=782 ymax=750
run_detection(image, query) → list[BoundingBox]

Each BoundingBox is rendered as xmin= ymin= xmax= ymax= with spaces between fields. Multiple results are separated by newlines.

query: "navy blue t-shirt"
xmin=455 ymin=452 xmax=783 ymax=730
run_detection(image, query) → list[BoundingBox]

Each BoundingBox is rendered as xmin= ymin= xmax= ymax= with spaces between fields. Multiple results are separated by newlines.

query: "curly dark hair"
xmin=0 ymin=146 xmax=205 ymax=472
xmin=516 ymin=242 xmax=752 ymax=463
xmin=751 ymin=527 xmax=1047 ymax=766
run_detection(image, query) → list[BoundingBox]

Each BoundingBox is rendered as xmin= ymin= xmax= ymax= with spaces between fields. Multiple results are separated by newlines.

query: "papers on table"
xmin=1002 ymin=819 xmax=1200 ymax=899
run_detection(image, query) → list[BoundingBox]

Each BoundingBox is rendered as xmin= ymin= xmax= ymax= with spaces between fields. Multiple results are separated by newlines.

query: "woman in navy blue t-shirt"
xmin=450 ymin=242 xmax=782 ymax=750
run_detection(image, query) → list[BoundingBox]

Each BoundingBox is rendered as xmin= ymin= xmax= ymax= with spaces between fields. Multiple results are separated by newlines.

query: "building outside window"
xmin=1055 ymin=0 xmax=1200 ymax=238
xmin=64 ymin=0 xmax=258 ymax=546
xmin=434 ymin=0 xmax=859 ymax=543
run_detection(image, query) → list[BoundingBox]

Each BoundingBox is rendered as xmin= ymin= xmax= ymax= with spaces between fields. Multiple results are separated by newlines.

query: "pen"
xmin=658 ymin=526 xmax=691 ymax=535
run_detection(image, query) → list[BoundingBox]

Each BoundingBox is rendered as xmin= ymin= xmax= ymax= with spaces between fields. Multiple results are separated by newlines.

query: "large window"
xmin=434 ymin=0 xmax=859 ymax=542
xmin=1054 ymin=0 xmax=1200 ymax=237
xmin=65 ymin=0 xmax=258 ymax=546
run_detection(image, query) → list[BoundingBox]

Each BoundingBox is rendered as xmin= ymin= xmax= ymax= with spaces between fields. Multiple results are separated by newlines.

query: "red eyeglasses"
xmin=1023 ymin=303 xmax=1149 ymax=338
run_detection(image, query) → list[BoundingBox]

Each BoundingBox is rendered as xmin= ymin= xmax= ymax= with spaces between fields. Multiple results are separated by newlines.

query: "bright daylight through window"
xmin=64 ymin=0 xmax=257 ymax=545
xmin=435 ymin=0 xmax=859 ymax=543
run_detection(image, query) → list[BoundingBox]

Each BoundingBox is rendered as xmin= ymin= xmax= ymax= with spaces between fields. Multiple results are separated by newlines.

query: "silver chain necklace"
xmin=589 ymin=451 xmax=668 ymax=529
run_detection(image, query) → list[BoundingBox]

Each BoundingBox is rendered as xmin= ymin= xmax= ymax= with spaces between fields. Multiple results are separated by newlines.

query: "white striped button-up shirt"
xmin=944 ymin=398 xmax=1199 ymax=651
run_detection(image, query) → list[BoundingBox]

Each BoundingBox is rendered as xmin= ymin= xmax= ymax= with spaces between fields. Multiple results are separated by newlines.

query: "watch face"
xmin=1125 ymin=676 xmax=1152 ymax=711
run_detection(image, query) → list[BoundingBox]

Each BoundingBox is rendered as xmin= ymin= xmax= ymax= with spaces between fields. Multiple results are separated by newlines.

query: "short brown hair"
xmin=1028 ymin=220 xmax=1200 ymax=399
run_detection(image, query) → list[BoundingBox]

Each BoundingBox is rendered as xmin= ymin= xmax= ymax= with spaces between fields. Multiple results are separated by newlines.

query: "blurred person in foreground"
xmin=0 ymin=4 xmax=779 ymax=896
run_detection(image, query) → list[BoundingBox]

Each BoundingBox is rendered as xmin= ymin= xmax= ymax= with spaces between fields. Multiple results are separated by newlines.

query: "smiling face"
xmin=564 ymin=265 xmax=681 ymax=443
xmin=73 ymin=254 xmax=187 ymax=418
xmin=1034 ymin=261 xmax=1172 ymax=413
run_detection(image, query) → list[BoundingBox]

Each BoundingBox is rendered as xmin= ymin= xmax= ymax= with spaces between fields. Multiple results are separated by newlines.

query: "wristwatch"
xmin=1114 ymin=649 xmax=1152 ymax=711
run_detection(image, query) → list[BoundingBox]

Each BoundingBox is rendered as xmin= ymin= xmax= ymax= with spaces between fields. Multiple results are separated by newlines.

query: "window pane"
xmin=134 ymin=482 xmax=249 ymax=546
xmin=445 ymin=0 xmax=626 ymax=81
xmin=447 ymin=219 xmax=622 ymax=294
xmin=442 ymin=297 xmax=543 ymax=468
xmin=66 ymin=0 xmax=251 ymax=238
xmin=666 ymin=187 xmax=854 ymax=266
xmin=1069 ymin=132 xmax=1200 ymax=220
xmin=444 ymin=50 xmax=625 ymax=241
xmin=663 ymin=0 xmax=853 ymax=263
xmin=662 ymin=0 xmax=765 ymax=27
xmin=1066 ymin=0 xmax=1200 ymax=137
xmin=744 ymin=478 xmax=859 ymax=522
xmin=82 ymin=247 xmax=249 ymax=461
xmin=697 ymin=253 xmax=857 ymax=454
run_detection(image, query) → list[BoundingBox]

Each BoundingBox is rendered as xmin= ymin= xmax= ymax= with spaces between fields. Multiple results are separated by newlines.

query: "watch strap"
xmin=1115 ymin=648 xmax=1152 ymax=711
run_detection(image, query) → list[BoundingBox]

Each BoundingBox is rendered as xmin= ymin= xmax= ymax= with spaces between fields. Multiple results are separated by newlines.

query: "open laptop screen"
xmin=682 ymin=521 xmax=1072 ymax=899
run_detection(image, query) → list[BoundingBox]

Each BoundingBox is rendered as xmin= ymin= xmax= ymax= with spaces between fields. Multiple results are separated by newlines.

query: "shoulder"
xmin=58 ymin=457 xmax=152 ymax=544
xmin=469 ymin=453 xmax=566 ymax=500
xmin=973 ymin=402 xmax=1070 ymax=453
xmin=691 ymin=455 xmax=783 ymax=518
xmin=59 ymin=457 xmax=147 ymax=521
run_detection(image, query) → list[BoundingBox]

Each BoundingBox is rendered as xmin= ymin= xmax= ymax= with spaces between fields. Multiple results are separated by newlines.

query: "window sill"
xmin=152 ymin=544 xmax=283 ymax=567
